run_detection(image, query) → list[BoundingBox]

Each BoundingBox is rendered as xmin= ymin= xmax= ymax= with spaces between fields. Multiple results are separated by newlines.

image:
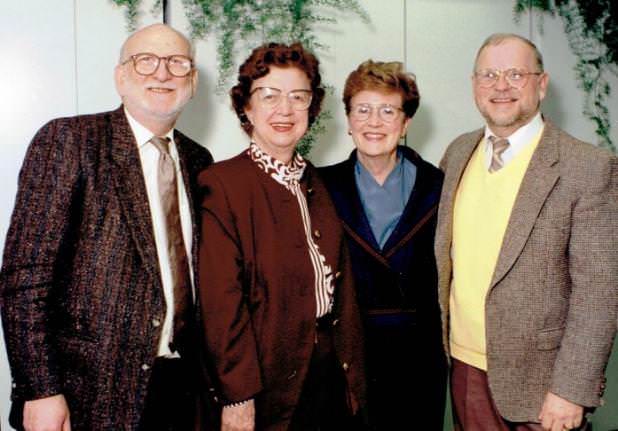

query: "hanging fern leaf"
xmin=110 ymin=0 xmax=142 ymax=31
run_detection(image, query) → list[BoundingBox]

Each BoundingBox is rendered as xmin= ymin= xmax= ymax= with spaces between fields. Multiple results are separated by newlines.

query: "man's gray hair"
xmin=474 ymin=33 xmax=544 ymax=72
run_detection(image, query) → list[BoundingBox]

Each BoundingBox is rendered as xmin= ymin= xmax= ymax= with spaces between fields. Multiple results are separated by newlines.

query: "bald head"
xmin=119 ymin=24 xmax=194 ymax=63
xmin=474 ymin=33 xmax=543 ymax=73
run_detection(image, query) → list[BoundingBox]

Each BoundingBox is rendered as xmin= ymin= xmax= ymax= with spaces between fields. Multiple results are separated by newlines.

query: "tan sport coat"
xmin=435 ymin=119 xmax=617 ymax=422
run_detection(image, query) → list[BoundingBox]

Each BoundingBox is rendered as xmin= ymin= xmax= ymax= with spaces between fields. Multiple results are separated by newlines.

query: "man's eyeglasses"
xmin=474 ymin=68 xmax=543 ymax=89
xmin=349 ymin=103 xmax=404 ymax=123
xmin=121 ymin=53 xmax=194 ymax=78
xmin=250 ymin=87 xmax=313 ymax=111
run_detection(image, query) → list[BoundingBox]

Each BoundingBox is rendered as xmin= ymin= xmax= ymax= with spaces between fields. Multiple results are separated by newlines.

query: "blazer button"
xmin=334 ymin=271 xmax=342 ymax=280
xmin=11 ymin=382 xmax=16 ymax=388
xmin=307 ymin=187 xmax=314 ymax=195
xmin=342 ymin=362 xmax=349 ymax=372
xmin=152 ymin=319 xmax=161 ymax=328
xmin=313 ymin=229 xmax=321 ymax=239
xmin=332 ymin=318 xmax=339 ymax=327
xmin=141 ymin=363 xmax=150 ymax=371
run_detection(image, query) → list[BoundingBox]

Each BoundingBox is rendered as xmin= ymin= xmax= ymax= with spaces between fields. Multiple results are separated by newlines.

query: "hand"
xmin=23 ymin=394 xmax=71 ymax=431
xmin=221 ymin=399 xmax=255 ymax=431
xmin=538 ymin=392 xmax=584 ymax=431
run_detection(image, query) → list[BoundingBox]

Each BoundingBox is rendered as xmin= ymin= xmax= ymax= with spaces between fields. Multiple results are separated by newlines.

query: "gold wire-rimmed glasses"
xmin=474 ymin=68 xmax=543 ymax=89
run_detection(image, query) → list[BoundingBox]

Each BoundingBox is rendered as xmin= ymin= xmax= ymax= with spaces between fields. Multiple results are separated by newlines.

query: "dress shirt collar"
xmin=483 ymin=112 xmax=544 ymax=166
xmin=124 ymin=108 xmax=174 ymax=148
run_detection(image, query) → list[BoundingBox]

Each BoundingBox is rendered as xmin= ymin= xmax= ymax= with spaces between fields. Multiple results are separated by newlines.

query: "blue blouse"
xmin=355 ymin=152 xmax=417 ymax=249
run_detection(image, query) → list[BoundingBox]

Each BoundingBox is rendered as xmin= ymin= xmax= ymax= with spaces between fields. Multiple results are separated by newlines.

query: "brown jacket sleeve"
xmin=198 ymin=169 xmax=263 ymax=404
xmin=0 ymin=118 xmax=82 ymax=401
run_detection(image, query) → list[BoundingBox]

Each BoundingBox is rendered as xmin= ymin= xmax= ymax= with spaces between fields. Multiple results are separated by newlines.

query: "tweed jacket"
xmin=319 ymin=146 xmax=447 ymax=428
xmin=0 ymin=107 xmax=213 ymax=430
xmin=435 ymin=119 xmax=618 ymax=422
xmin=197 ymin=150 xmax=366 ymax=430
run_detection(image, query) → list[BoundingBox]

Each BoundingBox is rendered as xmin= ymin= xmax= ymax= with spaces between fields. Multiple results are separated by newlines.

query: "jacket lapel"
xmin=333 ymin=154 xmax=382 ymax=251
xmin=109 ymin=107 xmax=159 ymax=277
xmin=382 ymin=147 xmax=441 ymax=256
xmin=174 ymin=132 xmax=200 ymax=263
xmin=490 ymin=121 xmax=560 ymax=288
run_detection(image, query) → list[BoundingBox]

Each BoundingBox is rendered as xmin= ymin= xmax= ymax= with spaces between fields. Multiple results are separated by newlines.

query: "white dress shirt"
xmin=483 ymin=112 xmax=544 ymax=169
xmin=125 ymin=110 xmax=194 ymax=357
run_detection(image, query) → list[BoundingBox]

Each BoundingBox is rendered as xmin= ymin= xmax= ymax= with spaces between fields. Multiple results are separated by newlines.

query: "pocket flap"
xmin=536 ymin=327 xmax=565 ymax=351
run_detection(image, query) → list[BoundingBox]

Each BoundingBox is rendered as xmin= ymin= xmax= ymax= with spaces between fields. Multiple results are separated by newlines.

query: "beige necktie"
xmin=488 ymin=136 xmax=510 ymax=173
xmin=150 ymin=136 xmax=192 ymax=353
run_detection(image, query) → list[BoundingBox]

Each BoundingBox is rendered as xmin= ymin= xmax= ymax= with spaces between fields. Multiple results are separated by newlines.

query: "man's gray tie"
xmin=488 ymin=136 xmax=510 ymax=173
xmin=150 ymin=136 xmax=192 ymax=353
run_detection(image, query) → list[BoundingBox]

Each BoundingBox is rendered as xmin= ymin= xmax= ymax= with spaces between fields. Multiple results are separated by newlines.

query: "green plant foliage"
xmin=109 ymin=0 xmax=368 ymax=157
xmin=515 ymin=0 xmax=617 ymax=154
xmin=182 ymin=0 xmax=368 ymax=89
xmin=110 ymin=0 xmax=142 ymax=31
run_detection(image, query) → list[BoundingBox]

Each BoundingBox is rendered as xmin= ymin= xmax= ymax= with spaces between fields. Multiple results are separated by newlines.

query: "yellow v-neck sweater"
xmin=450 ymin=133 xmax=540 ymax=370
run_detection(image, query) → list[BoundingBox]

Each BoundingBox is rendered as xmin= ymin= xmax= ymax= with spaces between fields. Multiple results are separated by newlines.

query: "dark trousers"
xmin=364 ymin=315 xmax=447 ymax=430
xmin=139 ymin=357 xmax=197 ymax=431
xmin=451 ymin=358 xmax=589 ymax=431
xmin=288 ymin=316 xmax=359 ymax=431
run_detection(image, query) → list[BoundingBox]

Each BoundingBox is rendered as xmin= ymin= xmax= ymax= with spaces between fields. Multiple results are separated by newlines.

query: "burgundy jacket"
xmin=197 ymin=150 xmax=366 ymax=430
xmin=0 ymin=107 xmax=213 ymax=430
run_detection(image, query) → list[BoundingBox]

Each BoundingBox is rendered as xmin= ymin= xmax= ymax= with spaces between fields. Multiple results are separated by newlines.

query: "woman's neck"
xmin=357 ymin=151 xmax=399 ymax=186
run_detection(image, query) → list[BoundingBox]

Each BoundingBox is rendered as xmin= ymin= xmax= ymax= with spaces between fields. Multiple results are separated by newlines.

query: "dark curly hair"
xmin=230 ymin=42 xmax=325 ymax=136
xmin=343 ymin=60 xmax=420 ymax=119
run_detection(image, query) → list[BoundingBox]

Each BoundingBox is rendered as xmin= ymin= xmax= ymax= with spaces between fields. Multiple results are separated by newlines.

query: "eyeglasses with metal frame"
xmin=121 ymin=52 xmax=194 ymax=78
xmin=474 ymin=68 xmax=543 ymax=89
xmin=250 ymin=87 xmax=313 ymax=111
xmin=349 ymin=103 xmax=404 ymax=123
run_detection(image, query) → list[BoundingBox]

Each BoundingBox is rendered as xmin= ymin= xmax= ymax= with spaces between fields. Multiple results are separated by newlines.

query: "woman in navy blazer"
xmin=320 ymin=60 xmax=446 ymax=430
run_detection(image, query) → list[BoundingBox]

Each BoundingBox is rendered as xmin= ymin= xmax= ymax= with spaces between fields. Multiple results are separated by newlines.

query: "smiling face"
xmin=473 ymin=38 xmax=548 ymax=137
xmin=244 ymin=66 xmax=311 ymax=162
xmin=114 ymin=24 xmax=197 ymax=136
xmin=348 ymin=90 xmax=410 ymax=166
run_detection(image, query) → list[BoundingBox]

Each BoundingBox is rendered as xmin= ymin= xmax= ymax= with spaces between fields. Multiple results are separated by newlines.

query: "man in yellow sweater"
xmin=435 ymin=33 xmax=617 ymax=431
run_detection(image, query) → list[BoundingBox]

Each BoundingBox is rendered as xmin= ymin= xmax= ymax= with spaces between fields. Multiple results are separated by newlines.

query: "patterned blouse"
xmin=248 ymin=142 xmax=334 ymax=317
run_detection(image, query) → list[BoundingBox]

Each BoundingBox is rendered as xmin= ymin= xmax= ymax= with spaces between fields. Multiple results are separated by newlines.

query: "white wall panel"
xmin=0 ymin=1 xmax=77 ymax=428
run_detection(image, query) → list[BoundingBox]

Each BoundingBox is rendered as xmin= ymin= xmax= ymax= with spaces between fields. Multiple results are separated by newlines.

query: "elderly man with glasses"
xmin=0 ymin=24 xmax=212 ymax=431
xmin=435 ymin=33 xmax=617 ymax=431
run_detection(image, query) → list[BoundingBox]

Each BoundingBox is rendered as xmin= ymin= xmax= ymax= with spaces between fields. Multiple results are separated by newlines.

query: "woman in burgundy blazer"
xmin=197 ymin=43 xmax=366 ymax=430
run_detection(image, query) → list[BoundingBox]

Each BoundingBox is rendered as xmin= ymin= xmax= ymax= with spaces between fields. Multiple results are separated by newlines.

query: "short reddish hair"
xmin=343 ymin=60 xmax=420 ymax=119
xmin=230 ymin=42 xmax=325 ymax=135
